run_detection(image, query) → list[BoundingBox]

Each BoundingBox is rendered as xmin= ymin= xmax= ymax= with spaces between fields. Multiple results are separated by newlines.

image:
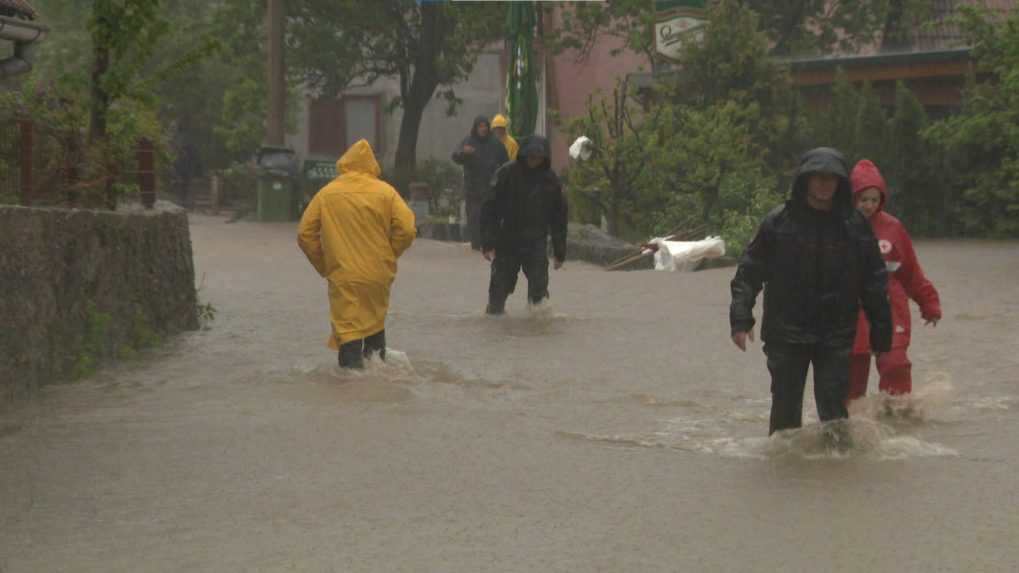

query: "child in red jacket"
xmin=848 ymin=159 xmax=942 ymax=401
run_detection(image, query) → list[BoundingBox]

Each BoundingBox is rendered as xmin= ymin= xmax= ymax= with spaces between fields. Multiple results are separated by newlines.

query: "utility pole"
xmin=266 ymin=0 xmax=285 ymax=146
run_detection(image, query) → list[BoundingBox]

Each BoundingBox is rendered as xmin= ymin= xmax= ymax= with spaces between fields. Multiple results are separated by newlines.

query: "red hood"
xmin=851 ymin=159 xmax=888 ymax=211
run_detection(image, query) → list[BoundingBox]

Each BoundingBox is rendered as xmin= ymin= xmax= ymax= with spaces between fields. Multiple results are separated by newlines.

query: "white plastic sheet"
xmin=651 ymin=236 xmax=726 ymax=272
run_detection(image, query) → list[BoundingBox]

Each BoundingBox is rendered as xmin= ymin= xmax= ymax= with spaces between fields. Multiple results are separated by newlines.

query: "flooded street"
xmin=3 ymin=214 xmax=1018 ymax=572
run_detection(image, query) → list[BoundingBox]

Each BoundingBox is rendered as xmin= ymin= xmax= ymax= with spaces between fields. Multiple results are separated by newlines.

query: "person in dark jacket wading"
xmin=452 ymin=115 xmax=510 ymax=251
xmin=482 ymin=136 xmax=568 ymax=315
xmin=729 ymin=147 xmax=892 ymax=437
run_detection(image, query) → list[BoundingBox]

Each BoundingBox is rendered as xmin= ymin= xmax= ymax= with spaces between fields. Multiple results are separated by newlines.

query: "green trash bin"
xmin=255 ymin=146 xmax=299 ymax=222
xmin=300 ymin=159 xmax=337 ymax=216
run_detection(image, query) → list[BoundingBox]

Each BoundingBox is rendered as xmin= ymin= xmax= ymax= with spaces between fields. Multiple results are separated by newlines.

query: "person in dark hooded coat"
xmin=481 ymin=135 xmax=568 ymax=314
xmin=729 ymin=147 xmax=892 ymax=437
xmin=452 ymin=115 xmax=510 ymax=250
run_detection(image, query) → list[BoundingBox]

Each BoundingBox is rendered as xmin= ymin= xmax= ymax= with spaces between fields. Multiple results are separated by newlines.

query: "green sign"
xmin=303 ymin=160 xmax=336 ymax=181
xmin=654 ymin=0 xmax=706 ymax=61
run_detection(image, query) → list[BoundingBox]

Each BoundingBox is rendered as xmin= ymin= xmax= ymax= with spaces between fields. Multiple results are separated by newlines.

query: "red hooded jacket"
xmin=851 ymin=160 xmax=941 ymax=354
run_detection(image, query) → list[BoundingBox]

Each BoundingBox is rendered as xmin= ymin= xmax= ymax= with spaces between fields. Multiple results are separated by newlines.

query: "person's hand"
xmin=553 ymin=258 xmax=564 ymax=270
xmin=483 ymin=249 xmax=495 ymax=262
xmin=732 ymin=329 xmax=754 ymax=352
xmin=462 ymin=144 xmax=476 ymax=155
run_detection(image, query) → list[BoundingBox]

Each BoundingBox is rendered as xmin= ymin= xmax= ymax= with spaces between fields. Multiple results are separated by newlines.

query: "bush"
xmin=413 ymin=158 xmax=463 ymax=220
xmin=0 ymin=79 xmax=167 ymax=209
xmin=922 ymin=7 xmax=1019 ymax=237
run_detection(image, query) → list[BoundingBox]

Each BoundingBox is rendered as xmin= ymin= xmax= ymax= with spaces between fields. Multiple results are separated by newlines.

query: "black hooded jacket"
xmin=481 ymin=136 xmax=568 ymax=260
xmin=730 ymin=147 xmax=892 ymax=351
xmin=452 ymin=115 xmax=510 ymax=200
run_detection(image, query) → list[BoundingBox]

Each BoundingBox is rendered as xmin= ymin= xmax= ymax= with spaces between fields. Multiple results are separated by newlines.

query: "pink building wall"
xmin=545 ymin=36 xmax=648 ymax=172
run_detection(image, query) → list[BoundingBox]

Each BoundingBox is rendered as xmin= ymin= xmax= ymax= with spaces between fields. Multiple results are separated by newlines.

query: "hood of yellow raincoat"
xmin=336 ymin=139 xmax=382 ymax=178
xmin=491 ymin=114 xmax=509 ymax=129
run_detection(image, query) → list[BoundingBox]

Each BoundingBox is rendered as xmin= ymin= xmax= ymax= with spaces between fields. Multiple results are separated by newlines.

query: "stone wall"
xmin=565 ymin=224 xmax=654 ymax=270
xmin=0 ymin=204 xmax=198 ymax=400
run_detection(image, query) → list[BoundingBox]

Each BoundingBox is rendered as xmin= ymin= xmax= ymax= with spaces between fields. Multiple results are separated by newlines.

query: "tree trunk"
xmin=89 ymin=44 xmax=109 ymax=145
xmin=392 ymin=3 xmax=445 ymax=196
xmin=266 ymin=0 xmax=286 ymax=146
xmin=394 ymin=99 xmax=427 ymax=197
xmin=89 ymin=41 xmax=115 ymax=208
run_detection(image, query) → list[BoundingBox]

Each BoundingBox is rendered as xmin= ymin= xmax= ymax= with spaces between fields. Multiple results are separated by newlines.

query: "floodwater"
xmin=2 ymin=215 xmax=1018 ymax=572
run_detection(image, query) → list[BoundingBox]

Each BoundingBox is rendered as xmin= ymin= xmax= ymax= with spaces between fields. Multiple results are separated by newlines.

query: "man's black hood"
xmin=791 ymin=147 xmax=853 ymax=214
xmin=471 ymin=115 xmax=491 ymax=141
xmin=517 ymin=135 xmax=551 ymax=171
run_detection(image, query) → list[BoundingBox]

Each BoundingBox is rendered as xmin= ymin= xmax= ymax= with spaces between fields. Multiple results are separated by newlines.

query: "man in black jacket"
xmin=482 ymin=136 xmax=568 ymax=315
xmin=452 ymin=115 xmax=510 ymax=250
xmin=730 ymin=147 xmax=892 ymax=436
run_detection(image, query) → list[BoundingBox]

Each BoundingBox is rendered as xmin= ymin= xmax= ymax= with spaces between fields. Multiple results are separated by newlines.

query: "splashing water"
xmin=527 ymin=300 xmax=560 ymax=319
xmin=848 ymin=372 xmax=958 ymax=423
xmin=562 ymin=402 xmax=959 ymax=462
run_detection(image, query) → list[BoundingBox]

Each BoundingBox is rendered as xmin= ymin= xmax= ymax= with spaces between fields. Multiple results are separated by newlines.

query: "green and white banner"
xmin=506 ymin=1 xmax=538 ymax=137
xmin=654 ymin=0 xmax=706 ymax=61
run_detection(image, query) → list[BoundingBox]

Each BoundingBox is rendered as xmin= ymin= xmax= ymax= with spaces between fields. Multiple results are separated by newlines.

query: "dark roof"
xmin=787 ymin=0 xmax=1016 ymax=66
xmin=785 ymin=48 xmax=971 ymax=70
xmin=0 ymin=0 xmax=37 ymax=21
xmin=905 ymin=0 xmax=1016 ymax=51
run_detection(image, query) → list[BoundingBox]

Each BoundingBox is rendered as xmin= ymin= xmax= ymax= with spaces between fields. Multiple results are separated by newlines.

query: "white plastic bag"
xmin=651 ymin=236 xmax=726 ymax=272
xmin=569 ymin=136 xmax=594 ymax=161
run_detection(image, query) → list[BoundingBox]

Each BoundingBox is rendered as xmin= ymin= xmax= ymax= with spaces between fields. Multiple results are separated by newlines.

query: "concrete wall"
xmin=0 ymin=205 xmax=199 ymax=400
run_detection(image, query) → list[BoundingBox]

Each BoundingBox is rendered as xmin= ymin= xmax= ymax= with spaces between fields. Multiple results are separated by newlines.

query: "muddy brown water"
xmin=2 ymin=215 xmax=1018 ymax=571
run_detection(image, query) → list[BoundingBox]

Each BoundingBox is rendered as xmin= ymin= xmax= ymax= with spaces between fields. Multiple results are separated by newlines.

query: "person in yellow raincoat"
xmin=491 ymin=114 xmax=519 ymax=161
xmin=297 ymin=139 xmax=416 ymax=369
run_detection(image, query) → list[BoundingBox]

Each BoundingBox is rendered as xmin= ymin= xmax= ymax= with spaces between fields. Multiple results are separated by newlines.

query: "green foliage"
xmin=546 ymin=0 xmax=932 ymax=62
xmin=9 ymin=0 xmax=215 ymax=208
xmin=751 ymin=0 xmax=931 ymax=55
xmin=130 ymin=307 xmax=162 ymax=350
xmin=564 ymin=1 xmax=785 ymax=249
xmin=544 ymin=0 xmax=657 ymax=68
xmin=73 ymin=301 xmax=112 ymax=380
xmin=0 ymin=78 xmax=166 ymax=207
xmin=413 ymin=159 xmax=463 ymax=219
xmin=923 ymin=7 xmax=1019 ymax=237
xmin=215 ymin=78 xmax=268 ymax=157
xmin=667 ymin=0 xmax=788 ymax=110
xmin=88 ymin=0 xmax=169 ymax=107
xmin=197 ymin=302 xmax=217 ymax=329
xmin=562 ymin=79 xmax=665 ymax=239
xmin=649 ymin=101 xmax=782 ymax=256
xmin=885 ymin=82 xmax=948 ymax=234
xmin=559 ymin=0 xmax=1017 ymax=242
xmin=71 ymin=302 xmax=168 ymax=379
xmin=286 ymin=0 xmax=505 ymax=191
xmin=217 ymin=161 xmax=259 ymax=208
xmin=808 ymin=72 xmax=889 ymax=162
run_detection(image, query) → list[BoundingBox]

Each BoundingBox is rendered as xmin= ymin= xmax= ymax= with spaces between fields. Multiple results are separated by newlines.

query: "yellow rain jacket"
xmin=297 ymin=140 xmax=416 ymax=348
xmin=491 ymin=114 xmax=519 ymax=161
